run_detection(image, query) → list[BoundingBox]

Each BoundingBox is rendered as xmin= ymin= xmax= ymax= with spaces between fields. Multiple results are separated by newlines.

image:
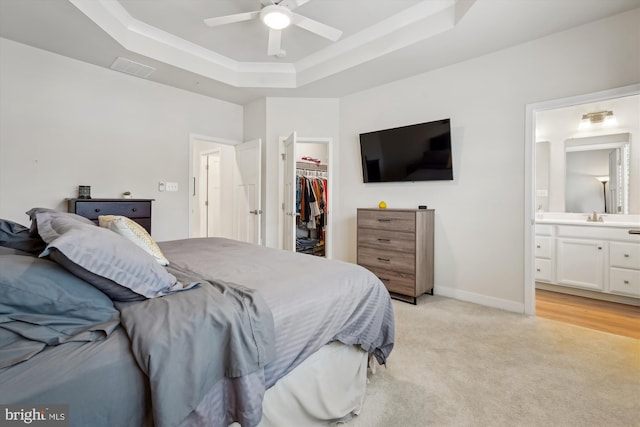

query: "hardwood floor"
xmin=536 ymin=289 xmax=640 ymax=339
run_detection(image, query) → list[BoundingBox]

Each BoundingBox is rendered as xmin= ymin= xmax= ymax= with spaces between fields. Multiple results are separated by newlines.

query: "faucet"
xmin=587 ymin=211 xmax=604 ymax=222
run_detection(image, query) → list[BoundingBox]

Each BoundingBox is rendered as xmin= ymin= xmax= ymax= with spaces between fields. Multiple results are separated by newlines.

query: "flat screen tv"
xmin=359 ymin=118 xmax=453 ymax=182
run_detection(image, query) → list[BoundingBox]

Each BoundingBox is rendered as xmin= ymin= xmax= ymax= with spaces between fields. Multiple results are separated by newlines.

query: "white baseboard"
xmin=435 ymin=286 xmax=525 ymax=314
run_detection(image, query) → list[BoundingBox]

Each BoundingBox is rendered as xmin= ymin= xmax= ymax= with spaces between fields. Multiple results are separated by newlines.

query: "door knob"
xmin=249 ymin=209 xmax=262 ymax=215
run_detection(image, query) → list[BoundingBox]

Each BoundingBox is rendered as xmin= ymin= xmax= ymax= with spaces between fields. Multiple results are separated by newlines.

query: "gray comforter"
xmin=160 ymin=237 xmax=395 ymax=427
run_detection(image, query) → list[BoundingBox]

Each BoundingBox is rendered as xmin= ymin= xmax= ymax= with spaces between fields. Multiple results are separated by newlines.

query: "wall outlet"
xmin=166 ymin=182 xmax=179 ymax=192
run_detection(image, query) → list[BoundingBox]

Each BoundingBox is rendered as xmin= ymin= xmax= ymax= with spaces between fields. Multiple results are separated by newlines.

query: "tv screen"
xmin=359 ymin=118 xmax=453 ymax=182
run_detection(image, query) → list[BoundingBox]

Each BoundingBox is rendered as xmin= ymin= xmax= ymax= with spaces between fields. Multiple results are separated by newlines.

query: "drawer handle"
xmin=132 ymin=208 xmax=138 ymax=212
xmin=377 ymin=238 xmax=391 ymax=243
xmin=629 ymin=230 xmax=640 ymax=235
xmin=536 ymin=268 xmax=541 ymax=272
xmin=536 ymin=245 xmax=541 ymax=249
xmin=624 ymin=254 xmax=629 ymax=258
xmin=94 ymin=208 xmax=101 ymax=213
xmin=597 ymin=246 xmax=602 ymax=250
xmin=377 ymin=257 xmax=390 ymax=262
xmin=624 ymin=280 xmax=630 ymax=285
xmin=377 ymin=219 xmax=391 ymax=223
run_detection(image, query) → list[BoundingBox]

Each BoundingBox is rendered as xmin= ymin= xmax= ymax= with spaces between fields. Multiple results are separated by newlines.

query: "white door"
xmin=282 ymin=132 xmax=297 ymax=252
xmin=234 ymin=139 xmax=262 ymax=245
xmin=206 ymin=152 xmax=222 ymax=237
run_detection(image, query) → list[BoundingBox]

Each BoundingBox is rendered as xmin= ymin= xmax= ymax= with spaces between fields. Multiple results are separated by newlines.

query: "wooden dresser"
xmin=357 ymin=208 xmax=434 ymax=304
xmin=67 ymin=198 xmax=154 ymax=233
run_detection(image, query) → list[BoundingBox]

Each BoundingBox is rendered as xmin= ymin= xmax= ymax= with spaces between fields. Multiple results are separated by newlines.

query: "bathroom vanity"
xmin=535 ymin=214 xmax=640 ymax=303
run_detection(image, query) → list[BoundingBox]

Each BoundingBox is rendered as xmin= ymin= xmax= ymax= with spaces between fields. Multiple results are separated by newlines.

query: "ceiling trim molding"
xmin=69 ymin=0 xmax=475 ymax=89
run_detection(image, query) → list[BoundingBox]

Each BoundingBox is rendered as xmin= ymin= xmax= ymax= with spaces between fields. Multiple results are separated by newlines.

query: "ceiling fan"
xmin=203 ymin=0 xmax=343 ymax=57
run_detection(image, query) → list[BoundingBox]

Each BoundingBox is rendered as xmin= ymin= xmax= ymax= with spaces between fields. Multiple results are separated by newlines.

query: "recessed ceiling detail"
xmin=69 ymin=0 xmax=476 ymax=89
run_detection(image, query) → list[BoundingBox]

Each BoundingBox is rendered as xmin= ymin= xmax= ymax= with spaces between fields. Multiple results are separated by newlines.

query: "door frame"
xmin=188 ymin=133 xmax=238 ymax=238
xmin=523 ymin=83 xmax=640 ymax=315
xmin=278 ymin=136 xmax=334 ymax=258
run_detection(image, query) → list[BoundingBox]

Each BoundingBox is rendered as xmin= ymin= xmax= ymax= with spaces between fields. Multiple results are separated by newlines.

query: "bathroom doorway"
xmin=524 ymin=84 xmax=640 ymax=333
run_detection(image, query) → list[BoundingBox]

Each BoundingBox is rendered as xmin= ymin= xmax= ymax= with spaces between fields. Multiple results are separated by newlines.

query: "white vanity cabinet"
xmin=535 ymin=221 xmax=640 ymax=301
xmin=556 ymin=238 xmax=604 ymax=290
xmin=534 ymin=225 xmax=553 ymax=282
xmin=609 ymin=242 xmax=640 ymax=297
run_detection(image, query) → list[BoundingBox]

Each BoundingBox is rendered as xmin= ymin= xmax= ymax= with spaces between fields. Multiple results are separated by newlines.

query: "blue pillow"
xmin=0 ymin=253 xmax=120 ymax=367
xmin=0 ymin=219 xmax=46 ymax=255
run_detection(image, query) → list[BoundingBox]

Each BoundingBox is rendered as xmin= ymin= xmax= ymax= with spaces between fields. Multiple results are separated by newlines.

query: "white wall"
xmin=0 ymin=38 xmax=242 ymax=241
xmin=336 ymin=9 xmax=640 ymax=311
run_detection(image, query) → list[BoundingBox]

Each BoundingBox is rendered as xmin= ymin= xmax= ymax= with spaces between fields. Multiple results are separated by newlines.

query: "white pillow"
xmin=98 ymin=215 xmax=169 ymax=266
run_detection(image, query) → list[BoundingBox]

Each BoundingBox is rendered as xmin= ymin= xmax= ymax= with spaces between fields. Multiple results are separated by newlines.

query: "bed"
xmin=0 ymin=209 xmax=395 ymax=427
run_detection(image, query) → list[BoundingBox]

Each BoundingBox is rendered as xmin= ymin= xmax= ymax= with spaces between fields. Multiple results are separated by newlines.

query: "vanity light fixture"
xmin=579 ymin=110 xmax=616 ymax=129
xmin=260 ymin=5 xmax=292 ymax=30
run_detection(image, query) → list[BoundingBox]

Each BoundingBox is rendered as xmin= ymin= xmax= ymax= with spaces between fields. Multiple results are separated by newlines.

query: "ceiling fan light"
xmin=261 ymin=5 xmax=292 ymax=30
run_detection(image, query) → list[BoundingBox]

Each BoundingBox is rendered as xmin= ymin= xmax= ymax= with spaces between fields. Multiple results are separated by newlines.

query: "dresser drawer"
xmin=357 ymin=246 xmax=415 ymax=274
xmin=609 ymin=267 xmax=640 ymax=297
xmin=365 ymin=266 xmax=416 ymax=296
xmin=357 ymin=210 xmax=415 ymax=232
xmin=357 ymin=229 xmax=415 ymax=253
xmin=609 ymin=242 xmax=640 ymax=270
xmin=73 ymin=201 xmax=151 ymax=220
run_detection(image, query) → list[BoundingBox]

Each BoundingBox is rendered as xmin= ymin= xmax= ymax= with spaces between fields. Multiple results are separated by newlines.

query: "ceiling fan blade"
xmin=203 ymin=11 xmax=260 ymax=27
xmin=277 ymin=0 xmax=311 ymax=10
xmin=291 ymin=13 xmax=342 ymax=41
xmin=267 ymin=29 xmax=283 ymax=56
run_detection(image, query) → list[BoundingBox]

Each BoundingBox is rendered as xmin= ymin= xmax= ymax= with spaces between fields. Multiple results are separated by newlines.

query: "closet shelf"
xmin=296 ymin=161 xmax=327 ymax=172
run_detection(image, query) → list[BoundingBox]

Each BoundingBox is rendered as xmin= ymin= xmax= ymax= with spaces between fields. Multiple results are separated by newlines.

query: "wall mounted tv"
xmin=359 ymin=118 xmax=453 ymax=182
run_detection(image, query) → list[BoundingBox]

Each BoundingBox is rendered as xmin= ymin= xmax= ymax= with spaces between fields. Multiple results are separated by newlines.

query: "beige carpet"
xmin=349 ymin=296 xmax=640 ymax=427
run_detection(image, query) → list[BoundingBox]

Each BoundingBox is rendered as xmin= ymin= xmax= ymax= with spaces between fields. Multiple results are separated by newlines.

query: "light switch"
xmin=166 ymin=182 xmax=179 ymax=192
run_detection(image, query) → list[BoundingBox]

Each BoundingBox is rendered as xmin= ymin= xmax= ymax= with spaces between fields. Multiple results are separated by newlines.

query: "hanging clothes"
xmin=295 ymin=173 xmax=328 ymax=229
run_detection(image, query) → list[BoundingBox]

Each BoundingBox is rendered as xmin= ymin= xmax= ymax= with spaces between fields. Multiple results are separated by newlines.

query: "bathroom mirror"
xmin=535 ymin=92 xmax=639 ymax=215
xmin=564 ymin=134 xmax=629 ymax=214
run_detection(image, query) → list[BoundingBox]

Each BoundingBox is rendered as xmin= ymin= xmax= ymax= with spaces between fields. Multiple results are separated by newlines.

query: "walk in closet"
xmin=282 ymin=133 xmax=333 ymax=258
xmin=296 ymin=161 xmax=328 ymax=256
